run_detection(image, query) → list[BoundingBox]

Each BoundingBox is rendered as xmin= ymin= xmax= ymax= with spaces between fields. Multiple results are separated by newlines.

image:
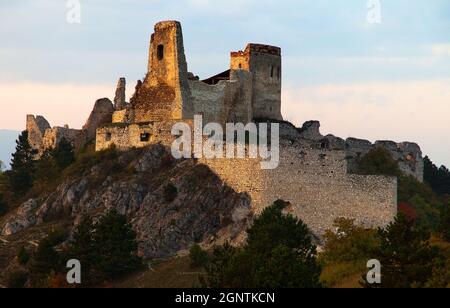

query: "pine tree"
xmin=9 ymin=131 xmax=37 ymax=193
xmin=0 ymin=192 xmax=8 ymax=216
xmin=11 ymin=131 xmax=37 ymax=170
xmin=366 ymin=214 xmax=442 ymax=288
xmin=203 ymin=201 xmax=323 ymax=288
xmin=68 ymin=216 xmax=98 ymax=284
xmin=92 ymin=209 xmax=143 ymax=280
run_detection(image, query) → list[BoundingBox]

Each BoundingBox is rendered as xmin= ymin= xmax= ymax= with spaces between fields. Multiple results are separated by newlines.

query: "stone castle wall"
xmin=189 ymin=70 xmax=253 ymax=125
xmin=200 ymin=143 xmax=398 ymax=237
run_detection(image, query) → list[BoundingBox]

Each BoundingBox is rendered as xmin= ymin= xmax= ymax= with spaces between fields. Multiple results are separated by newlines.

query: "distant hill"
xmin=0 ymin=130 xmax=20 ymax=170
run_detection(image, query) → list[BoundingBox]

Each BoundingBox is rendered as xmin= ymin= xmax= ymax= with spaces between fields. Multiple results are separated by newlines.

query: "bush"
xmin=17 ymin=247 xmax=30 ymax=265
xmin=189 ymin=245 xmax=209 ymax=268
xmin=357 ymin=147 xmax=401 ymax=177
xmin=0 ymin=192 xmax=8 ymax=216
xmin=7 ymin=270 xmax=28 ymax=288
xmin=46 ymin=228 xmax=68 ymax=247
xmin=163 ymin=183 xmax=178 ymax=203
xmin=321 ymin=218 xmax=379 ymax=265
xmin=31 ymin=237 xmax=63 ymax=277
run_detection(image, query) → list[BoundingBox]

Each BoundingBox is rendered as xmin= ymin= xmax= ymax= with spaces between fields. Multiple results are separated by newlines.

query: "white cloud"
xmin=431 ymin=44 xmax=450 ymax=57
xmin=282 ymin=79 xmax=450 ymax=167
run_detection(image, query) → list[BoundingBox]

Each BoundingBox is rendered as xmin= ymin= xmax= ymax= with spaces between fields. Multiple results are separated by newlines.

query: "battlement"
xmin=231 ymin=43 xmax=281 ymax=57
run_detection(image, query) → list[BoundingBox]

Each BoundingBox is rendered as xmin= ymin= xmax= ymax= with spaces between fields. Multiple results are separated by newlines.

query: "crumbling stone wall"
xmin=95 ymin=120 xmax=194 ymax=151
xmin=82 ymin=98 xmax=115 ymax=141
xmin=41 ymin=126 xmax=82 ymax=151
xmin=27 ymin=115 xmax=82 ymax=156
xmin=300 ymin=121 xmax=424 ymax=182
xmin=200 ymin=143 xmax=398 ymax=237
xmin=189 ymin=70 xmax=253 ymax=125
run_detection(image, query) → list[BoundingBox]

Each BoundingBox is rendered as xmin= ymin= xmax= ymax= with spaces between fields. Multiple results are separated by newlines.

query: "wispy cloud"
xmin=282 ymin=79 xmax=450 ymax=167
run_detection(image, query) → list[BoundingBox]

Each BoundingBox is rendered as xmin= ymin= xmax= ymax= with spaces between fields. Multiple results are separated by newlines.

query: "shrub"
xmin=0 ymin=192 xmax=8 ymax=216
xmin=321 ymin=218 xmax=379 ymax=265
xmin=7 ymin=270 xmax=28 ymax=288
xmin=17 ymin=247 xmax=30 ymax=265
xmin=357 ymin=147 xmax=400 ymax=177
xmin=163 ymin=183 xmax=178 ymax=203
xmin=189 ymin=245 xmax=209 ymax=268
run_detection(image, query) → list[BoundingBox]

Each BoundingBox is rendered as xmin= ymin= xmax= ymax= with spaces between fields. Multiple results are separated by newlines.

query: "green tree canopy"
xmin=202 ymin=200 xmax=322 ymax=288
xmin=9 ymin=131 xmax=37 ymax=193
xmin=365 ymin=214 xmax=443 ymax=288
xmin=357 ymin=147 xmax=401 ymax=177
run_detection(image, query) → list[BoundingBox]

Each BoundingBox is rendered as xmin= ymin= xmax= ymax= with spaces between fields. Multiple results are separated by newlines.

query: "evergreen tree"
xmin=439 ymin=203 xmax=450 ymax=242
xmin=11 ymin=131 xmax=37 ymax=171
xmin=92 ymin=209 xmax=143 ymax=280
xmin=9 ymin=131 xmax=37 ymax=193
xmin=365 ymin=214 xmax=443 ymax=288
xmin=31 ymin=238 xmax=62 ymax=277
xmin=0 ymin=192 xmax=8 ymax=216
xmin=202 ymin=201 xmax=322 ymax=288
xmin=67 ymin=216 xmax=97 ymax=284
xmin=424 ymin=156 xmax=450 ymax=196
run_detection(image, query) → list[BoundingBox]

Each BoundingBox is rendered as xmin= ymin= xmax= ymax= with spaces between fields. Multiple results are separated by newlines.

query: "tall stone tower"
xmin=131 ymin=20 xmax=193 ymax=122
xmin=231 ymin=44 xmax=283 ymax=121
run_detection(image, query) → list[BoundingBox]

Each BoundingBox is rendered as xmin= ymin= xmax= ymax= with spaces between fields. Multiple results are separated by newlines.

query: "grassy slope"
xmin=113 ymin=256 xmax=204 ymax=288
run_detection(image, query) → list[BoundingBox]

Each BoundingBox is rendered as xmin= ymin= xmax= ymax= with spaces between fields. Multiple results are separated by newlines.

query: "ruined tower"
xmin=131 ymin=21 xmax=193 ymax=122
xmin=231 ymin=44 xmax=283 ymax=121
xmin=114 ymin=77 xmax=126 ymax=110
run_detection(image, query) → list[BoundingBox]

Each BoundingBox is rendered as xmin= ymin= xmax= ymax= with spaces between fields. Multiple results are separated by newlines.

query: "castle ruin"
xmin=26 ymin=20 xmax=424 ymax=237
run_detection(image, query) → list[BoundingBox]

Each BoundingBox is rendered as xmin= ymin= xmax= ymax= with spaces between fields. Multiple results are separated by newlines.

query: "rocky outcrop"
xmin=82 ymin=98 xmax=115 ymax=141
xmin=1 ymin=145 xmax=252 ymax=258
xmin=26 ymin=115 xmax=51 ymax=155
xmin=2 ymin=199 xmax=39 ymax=236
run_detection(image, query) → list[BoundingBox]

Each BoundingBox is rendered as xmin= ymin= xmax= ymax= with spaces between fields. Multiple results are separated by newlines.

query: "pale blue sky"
xmin=0 ymin=0 xmax=449 ymax=166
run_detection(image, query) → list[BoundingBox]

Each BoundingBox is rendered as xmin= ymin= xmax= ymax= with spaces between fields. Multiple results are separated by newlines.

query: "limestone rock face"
xmin=2 ymin=199 xmax=39 ymax=236
xmin=82 ymin=98 xmax=115 ymax=141
xmin=26 ymin=115 xmax=51 ymax=155
xmin=1 ymin=145 xmax=252 ymax=258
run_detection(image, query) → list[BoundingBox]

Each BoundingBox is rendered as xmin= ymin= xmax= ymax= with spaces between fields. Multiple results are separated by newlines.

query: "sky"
xmin=0 ymin=0 xmax=449 ymax=167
